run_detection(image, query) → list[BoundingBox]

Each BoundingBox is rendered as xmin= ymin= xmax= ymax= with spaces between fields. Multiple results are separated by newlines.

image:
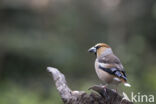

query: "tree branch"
xmin=47 ymin=67 xmax=133 ymax=104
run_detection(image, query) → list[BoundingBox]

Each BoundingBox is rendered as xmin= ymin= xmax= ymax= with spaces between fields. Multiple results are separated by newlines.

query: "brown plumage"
xmin=88 ymin=43 xmax=131 ymax=87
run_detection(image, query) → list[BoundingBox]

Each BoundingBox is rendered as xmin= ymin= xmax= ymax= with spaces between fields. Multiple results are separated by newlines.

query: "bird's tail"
xmin=124 ymin=82 xmax=131 ymax=87
xmin=120 ymin=78 xmax=131 ymax=87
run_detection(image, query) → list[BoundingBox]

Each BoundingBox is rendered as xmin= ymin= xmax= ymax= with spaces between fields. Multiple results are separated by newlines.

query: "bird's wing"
xmin=98 ymin=65 xmax=127 ymax=81
xmin=98 ymin=54 xmax=127 ymax=81
xmin=98 ymin=54 xmax=124 ymax=71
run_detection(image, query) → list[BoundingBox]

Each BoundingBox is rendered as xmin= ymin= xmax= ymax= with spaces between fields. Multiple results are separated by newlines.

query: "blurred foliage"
xmin=0 ymin=81 xmax=62 ymax=104
xmin=0 ymin=0 xmax=156 ymax=104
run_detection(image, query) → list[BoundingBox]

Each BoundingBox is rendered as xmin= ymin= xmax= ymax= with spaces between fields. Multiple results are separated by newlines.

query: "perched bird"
xmin=88 ymin=43 xmax=131 ymax=88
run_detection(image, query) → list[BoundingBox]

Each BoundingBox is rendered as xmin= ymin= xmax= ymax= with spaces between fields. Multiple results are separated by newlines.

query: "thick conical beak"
xmin=88 ymin=47 xmax=96 ymax=53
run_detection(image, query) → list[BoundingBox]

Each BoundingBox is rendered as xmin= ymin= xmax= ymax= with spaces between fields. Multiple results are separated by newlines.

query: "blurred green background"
xmin=0 ymin=0 xmax=156 ymax=104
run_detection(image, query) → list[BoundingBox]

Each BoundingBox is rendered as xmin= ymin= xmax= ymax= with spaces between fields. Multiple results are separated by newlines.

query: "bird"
xmin=88 ymin=43 xmax=131 ymax=89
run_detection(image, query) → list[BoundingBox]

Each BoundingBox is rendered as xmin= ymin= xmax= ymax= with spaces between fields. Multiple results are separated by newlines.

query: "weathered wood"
xmin=47 ymin=67 xmax=133 ymax=104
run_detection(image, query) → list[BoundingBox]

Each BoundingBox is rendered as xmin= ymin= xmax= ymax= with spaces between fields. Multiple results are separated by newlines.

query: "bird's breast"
xmin=95 ymin=59 xmax=114 ymax=83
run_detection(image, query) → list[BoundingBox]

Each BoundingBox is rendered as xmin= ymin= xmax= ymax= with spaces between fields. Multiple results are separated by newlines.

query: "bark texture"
xmin=47 ymin=67 xmax=133 ymax=104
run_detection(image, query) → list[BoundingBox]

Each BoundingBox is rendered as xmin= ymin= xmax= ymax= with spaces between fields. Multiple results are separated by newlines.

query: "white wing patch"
xmin=113 ymin=77 xmax=121 ymax=82
xmin=98 ymin=63 xmax=109 ymax=68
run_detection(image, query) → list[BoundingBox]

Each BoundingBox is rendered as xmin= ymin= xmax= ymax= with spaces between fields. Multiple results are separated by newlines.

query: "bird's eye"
xmin=96 ymin=46 xmax=101 ymax=49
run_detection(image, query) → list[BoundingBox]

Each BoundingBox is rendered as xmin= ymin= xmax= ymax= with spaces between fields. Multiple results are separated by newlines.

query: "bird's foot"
xmin=101 ymin=87 xmax=109 ymax=99
xmin=99 ymin=83 xmax=108 ymax=88
xmin=101 ymin=85 xmax=110 ymax=101
xmin=88 ymin=85 xmax=110 ymax=101
xmin=101 ymin=85 xmax=107 ymax=89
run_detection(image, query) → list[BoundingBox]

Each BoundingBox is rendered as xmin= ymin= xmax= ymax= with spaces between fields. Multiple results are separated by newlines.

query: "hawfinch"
xmin=88 ymin=43 xmax=131 ymax=87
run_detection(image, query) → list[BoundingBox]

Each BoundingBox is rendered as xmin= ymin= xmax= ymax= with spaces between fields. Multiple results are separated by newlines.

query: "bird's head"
xmin=88 ymin=43 xmax=112 ymax=57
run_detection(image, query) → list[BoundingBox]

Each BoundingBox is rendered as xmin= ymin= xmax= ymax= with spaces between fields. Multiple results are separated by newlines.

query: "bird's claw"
xmin=88 ymin=85 xmax=110 ymax=101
